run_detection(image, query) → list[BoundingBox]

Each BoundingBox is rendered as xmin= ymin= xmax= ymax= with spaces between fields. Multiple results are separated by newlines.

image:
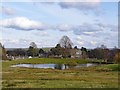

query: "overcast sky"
xmin=0 ymin=0 xmax=118 ymax=49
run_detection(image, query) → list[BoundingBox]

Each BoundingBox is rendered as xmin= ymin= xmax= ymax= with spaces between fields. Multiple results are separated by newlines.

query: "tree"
xmin=61 ymin=48 xmax=71 ymax=58
xmin=113 ymin=52 xmax=120 ymax=64
xmin=55 ymin=44 xmax=61 ymax=49
xmin=108 ymin=48 xmax=120 ymax=63
xmin=0 ymin=43 xmax=2 ymax=59
xmin=30 ymin=42 xmax=37 ymax=48
xmin=27 ymin=42 xmax=38 ymax=57
xmin=81 ymin=47 xmax=87 ymax=52
xmin=50 ymin=43 xmax=71 ymax=58
xmin=39 ymin=49 xmax=45 ymax=54
xmin=100 ymin=44 xmax=107 ymax=49
xmin=0 ymin=43 xmax=7 ymax=60
xmin=58 ymin=36 xmax=73 ymax=58
xmin=74 ymin=46 xmax=78 ymax=49
xmin=81 ymin=47 xmax=87 ymax=59
xmin=50 ymin=48 xmax=58 ymax=55
xmin=2 ymin=46 xmax=7 ymax=60
xmin=88 ymin=45 xmax=109 ymax=61
xmin=50 ymin=44 xmax=62 ymax=56
xmin=0 ymin=43 xmax=2 ymax=48
xmin=59 ymin=36 xmax=73 ymax=48
xmin=7 ymin=49 xmax=26 ymax=57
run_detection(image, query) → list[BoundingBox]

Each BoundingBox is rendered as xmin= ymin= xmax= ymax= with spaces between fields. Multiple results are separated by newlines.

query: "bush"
xmin=67 ymin=60 xmax=78 ymax=66
xmin=113 ymin=52 xmax=120 ymax=64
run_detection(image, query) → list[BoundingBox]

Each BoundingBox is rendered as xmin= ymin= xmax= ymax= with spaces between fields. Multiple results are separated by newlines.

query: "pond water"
xmin=11 ymin=63 xmax=98 ymax=70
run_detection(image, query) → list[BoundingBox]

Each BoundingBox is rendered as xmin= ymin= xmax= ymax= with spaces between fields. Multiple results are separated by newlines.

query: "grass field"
xmin=2 ymin=58 xmax=119 ymax=88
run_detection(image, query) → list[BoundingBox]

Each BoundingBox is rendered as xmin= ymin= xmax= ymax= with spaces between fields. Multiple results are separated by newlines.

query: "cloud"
xmin=0 ymin=17 xmax=48 ymax=31
xmin=75 ymin=36 xmax=99 ymax=48
xmin=41 ymin=0 xmax=102 ymax=15
xmin=74 ymin=36 xmax=84 ymax=46
xmin=90 ymin=41 xmax=97 ymax=45
xmin=2 ymin=38 xmax=56 ymax=48
xmin=55 ymin=24 xmax=74 ymax=31
xmin=0 ymin=17 xmax=117 ymax=38
xmin=55 ymin=23 xmax=106 ymax=34
xmin=58 ymin=2 xmax=100 ymax=10
xmin=1 ymin=38 xmax=33 ymax=48
xmin=83 ymin=32 xmax=95 ymax=35
xmin=76 ymin=40 xmax=84 ymax=45
xmin=2 ymin=38 xmax=30 ymax=44
xmin=73 ymin=23 xmax=103 ymax=35
xmin=0 ymin=6 xmax=16 ymax=15
xmin=33 ymin=31 xmax=50 ymax=36
xmin=75 ymin=30 xmax=117 ymax=48
xmin=3 ymin=38 xmax=31 ymax=48
xmin=95 ymin=22 xmax=118 ymax=31
xmin=73 ymin=23 xmax=117 ymax=36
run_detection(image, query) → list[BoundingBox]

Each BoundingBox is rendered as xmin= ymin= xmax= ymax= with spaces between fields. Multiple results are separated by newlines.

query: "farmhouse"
xmin=70 ymin=49 xmax=82 ymax=58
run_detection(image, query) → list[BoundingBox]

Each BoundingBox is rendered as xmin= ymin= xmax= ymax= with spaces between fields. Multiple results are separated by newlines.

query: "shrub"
xmin=67 ymin=60 xmax=78 ymax=66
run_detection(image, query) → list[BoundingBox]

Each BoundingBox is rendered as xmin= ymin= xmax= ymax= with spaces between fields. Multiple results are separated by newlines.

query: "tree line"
xmin=0 ymin=36 xmax=120 ymax=63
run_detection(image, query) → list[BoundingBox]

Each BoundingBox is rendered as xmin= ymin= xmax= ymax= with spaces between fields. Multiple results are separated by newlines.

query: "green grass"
xmin=2 ymin=58 xmax=119 ymax=88
xmin=2 ymin=58 xmax=89 ymax=68
xmin=96 ymin=64 xmax=119 ymax=71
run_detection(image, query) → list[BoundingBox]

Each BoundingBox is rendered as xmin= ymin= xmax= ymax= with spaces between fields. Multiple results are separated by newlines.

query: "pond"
xmin=11 ymin=63 xmax=99 ymax=70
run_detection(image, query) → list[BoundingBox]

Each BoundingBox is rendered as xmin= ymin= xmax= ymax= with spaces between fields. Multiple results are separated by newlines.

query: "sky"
xmin=0 ymin=0 xmax=118 ymax=49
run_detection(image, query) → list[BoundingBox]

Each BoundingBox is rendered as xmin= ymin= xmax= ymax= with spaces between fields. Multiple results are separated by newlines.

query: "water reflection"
xmin=54 ymin=64 xmax=68 ymax=70
xmin=11 ymin=63 xmax=98 ymax=70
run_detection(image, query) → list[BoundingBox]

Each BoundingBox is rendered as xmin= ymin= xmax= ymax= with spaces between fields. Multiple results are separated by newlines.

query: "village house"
xmin=70 ymin=49 xmax=82 ymax=58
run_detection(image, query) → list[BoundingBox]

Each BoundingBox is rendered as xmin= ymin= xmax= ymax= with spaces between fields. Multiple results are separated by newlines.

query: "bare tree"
xmin=59 ymin=36 xmax=73 ymax=48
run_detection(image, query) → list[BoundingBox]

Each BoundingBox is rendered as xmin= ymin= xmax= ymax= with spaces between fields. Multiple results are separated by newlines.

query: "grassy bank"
xmin=3 ymin=58 xmax=90 ymax=64
xmin=2 ymin=58 xmax=119 ymax=88
xmin=2 ymin=58 xmax=89 ymax=69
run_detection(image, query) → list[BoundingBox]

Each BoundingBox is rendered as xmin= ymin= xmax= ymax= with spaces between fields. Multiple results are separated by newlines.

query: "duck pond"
xmin=11 ymin=63 xmax=100 ymax=70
